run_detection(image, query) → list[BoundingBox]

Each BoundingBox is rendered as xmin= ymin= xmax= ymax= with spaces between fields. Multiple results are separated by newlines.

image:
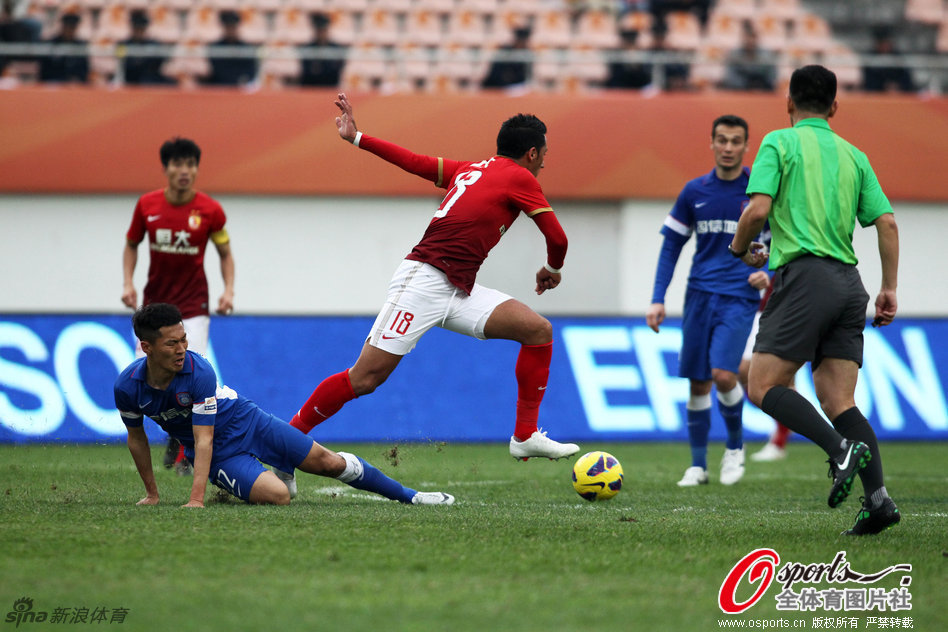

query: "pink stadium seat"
xmin=752 ymin=14 xmax=788 ymax=51
xmin=340 ymin=43 xmax=391 ymax=91
xmin=446 ymin=10 xmax=489 ymax=48
xmin=905 ymin=0 xmax=945 ymax=25
xmin=163 ymin=41 xmax=212 ymax=85
xmin=503 ymin=0 xmax=542 ymax=19
xmin=713 ymin=0 xmax=757 ymax=21
xmin=791 ymin=13 xmax=832 ymax=54
xmin=360 ymin=9 xmax=401 ymax=47
xmin=690 ymin=44 xmax=727 ymax=89
xmin=149 ymin=6 xmax=184 ymax=44
xmin=531 ymin=10 xmax=572 ymax=49
xmin=759 ymin=0 xmax=803 ymax=22
xmin=393 ymin=42 xmax=433 ymax=91
xmin=404 ymin=10 xmax=444 ymax=48
xmin=236 ymin=8 xmax=270 ymax=44
xmin=271 ymin=7 xmax=314 ymax=45
xmin=414 ymin=0 xmax=456 ymax=15
xmin=705 ymin=12 xmax=742 ymax=50
xmin=463 ymin=0 xmax=500 ymax=15
xmin=181 ymin=6 xmax=224 ymax=44
xmin=430 ymin=42 xmax=480 ymax=93
xmin=327 ymin=9 xmax=357 ymax=46
xmin=372 ymin=0 xmax=414 ymax=15
xmin=258 ymin=42 xmax=301 ymax=87
xmin=573 ymin=9 xmax=620 ymax=50
xmin=937 ymin=21 xmax=948 ymax=53
xmin=665 ymin=11 xmax=702 ymax=51
xmin=93 ymin=3 xmax=131 ymax=43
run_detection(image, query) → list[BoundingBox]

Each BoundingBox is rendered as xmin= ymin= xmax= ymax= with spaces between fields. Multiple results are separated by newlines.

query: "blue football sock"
xmin=686 ymin=407 xmax=711 ymax=469
xmin=719 ymin=400 xmax=745 ymax=450
xmin=346 ymin=457 xmax=416 ymax=504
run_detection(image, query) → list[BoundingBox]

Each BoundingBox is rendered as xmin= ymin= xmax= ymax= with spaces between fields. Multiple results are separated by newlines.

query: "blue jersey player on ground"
xmin=114 ymin=303 xmax=455 ymax=507
xmin=646 ymin=115 xmax=770 ymax=488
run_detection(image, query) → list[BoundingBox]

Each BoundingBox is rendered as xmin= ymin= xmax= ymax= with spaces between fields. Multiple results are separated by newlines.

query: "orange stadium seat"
xmin=759 ymin=0 xmax=803 ymax=22
xmin=162 ymin=41 xmax=212 ymax=86
xmin=705 ymin=12 xmax=742 ymax=50
xmin=937 ymin=22 xmax=948 ymax=53
xmin=752 ymin=14 xmax=788 ymax=51
xmin=326 ymin=9 xmax=357 ymax=46
xmin=181 ymin=6 xmax=224 ymax=44
xmin=149 ymin=6 xmax=184 ymax=44
xmin=393 ymin=42 xmax=433 ymax=91
xmin=414 ymin=0 xmax=456 ymax=15
xmin=236 ymin=7 xmax=270 ymax=44
xmin=690 ymin=44 xmax=727 ymax=89
xmin=791 ymin=13 xmax=833 ymax=53
xmin=258 ymin=41 xmax=301 ymax=87
xmin=463 ymin=0 xmax=500 ymax=15
xmin=372 ymin=0 xmax=414 ymax=15
xmin=714 ymin=0 xmax=758 ymax=21
xmin=93 ymin=3 xmax=131 ymax=43
xmin=430 ymin=42 xmax=483 ymax=92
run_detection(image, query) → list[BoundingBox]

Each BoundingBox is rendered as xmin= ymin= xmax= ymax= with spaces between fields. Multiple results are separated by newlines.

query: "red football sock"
xmin=174 ymin=443 xmax=185 ymax=464
xmin=290 ymin=370 xmax=356 ymax=434
xmin=513 ymin=342 xmax=552 ymax=441
xmin=772 ymin=422 xmax=791 ymax=449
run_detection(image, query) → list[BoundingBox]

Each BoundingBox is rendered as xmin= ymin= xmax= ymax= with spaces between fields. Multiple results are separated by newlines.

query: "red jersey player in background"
xmin=290 ymin=93 xmax=579 ymax=461
xmin=121 ymin=137 xmax=236 ymax=472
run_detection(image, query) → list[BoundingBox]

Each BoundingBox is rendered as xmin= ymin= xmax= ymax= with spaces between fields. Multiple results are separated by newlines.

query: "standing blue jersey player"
xmin=115 ymin=303 xmax=454 ymax=507
xmin=646 ymin=115 xmax=770 ymax=487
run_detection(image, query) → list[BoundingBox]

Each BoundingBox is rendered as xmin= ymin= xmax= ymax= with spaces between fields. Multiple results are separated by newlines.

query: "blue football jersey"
xmin=114 ymin=350 xmax=254 ymax=451
xmin=659 ymin=167 xmax=765 ymax=302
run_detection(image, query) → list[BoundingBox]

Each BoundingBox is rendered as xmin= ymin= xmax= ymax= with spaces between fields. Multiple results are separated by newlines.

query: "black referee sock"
xmin=761 ymin=386 xmax=844 ymax=458
xmin=832 ymin=407 xmax=885 ymax=500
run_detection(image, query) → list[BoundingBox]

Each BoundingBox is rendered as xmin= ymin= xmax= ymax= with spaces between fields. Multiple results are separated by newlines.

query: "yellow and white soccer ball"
xmin=572 ymin=451 xmax=624 ymax=501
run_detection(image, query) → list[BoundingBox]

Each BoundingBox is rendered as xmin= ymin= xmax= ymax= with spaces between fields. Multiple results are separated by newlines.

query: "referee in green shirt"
xmin=730 ymin=65 xmax=901 ymax=536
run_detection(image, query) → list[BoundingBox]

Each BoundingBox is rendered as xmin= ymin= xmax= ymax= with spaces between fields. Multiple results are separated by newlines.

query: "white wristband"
xmin=352 ymin=131 xmax=363 ymax=147
xmin=543 ymin=263 xmax=562 ymax=274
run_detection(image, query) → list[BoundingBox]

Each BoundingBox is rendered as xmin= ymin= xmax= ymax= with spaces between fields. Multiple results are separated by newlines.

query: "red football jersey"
xmin=126 ymin=189 xmax=227 ymax=318
xmin=359 ymin=135 xmax=562 ymax=294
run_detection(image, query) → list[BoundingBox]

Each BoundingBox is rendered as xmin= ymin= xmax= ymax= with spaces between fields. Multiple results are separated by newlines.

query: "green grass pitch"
xmin=1 ymin=441 xmax=945 ymax=631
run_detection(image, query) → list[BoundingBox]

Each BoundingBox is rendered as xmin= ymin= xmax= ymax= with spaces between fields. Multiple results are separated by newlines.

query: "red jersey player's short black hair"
xmin=159 ymin=137 xmax=202 ymax=168
xmin=790 ymin=65 xmax=837 ymax=115
xmin=496 ymin=114 xmax=547 ymax=160
xmin=133 ymin=303 xmax=183 ymax=343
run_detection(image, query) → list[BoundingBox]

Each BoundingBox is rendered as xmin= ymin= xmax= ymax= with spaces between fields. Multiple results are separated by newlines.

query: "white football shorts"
xmin=367 ymin=260 xmax=512 ymax=356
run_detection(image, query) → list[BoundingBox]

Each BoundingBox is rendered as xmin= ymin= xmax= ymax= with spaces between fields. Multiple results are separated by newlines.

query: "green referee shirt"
xmin=746 ymin=118 xmax=893 ymax=269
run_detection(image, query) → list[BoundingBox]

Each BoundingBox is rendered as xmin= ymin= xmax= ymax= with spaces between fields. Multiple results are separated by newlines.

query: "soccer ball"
xmin=572 ymin=451 xmax=624 ymax=502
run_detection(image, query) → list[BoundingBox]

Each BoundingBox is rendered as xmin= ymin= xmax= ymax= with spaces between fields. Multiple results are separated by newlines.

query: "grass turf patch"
xmin=0 ymin=441 xmax=944 ymax=631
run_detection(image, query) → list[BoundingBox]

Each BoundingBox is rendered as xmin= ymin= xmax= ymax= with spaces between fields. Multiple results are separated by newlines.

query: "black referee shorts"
xmin=754 ymin=255 xmax=870 ymax=369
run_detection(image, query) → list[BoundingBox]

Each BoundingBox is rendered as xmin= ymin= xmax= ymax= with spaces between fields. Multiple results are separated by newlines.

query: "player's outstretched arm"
xmin=126 ymin=426 xmax=159 ymax=505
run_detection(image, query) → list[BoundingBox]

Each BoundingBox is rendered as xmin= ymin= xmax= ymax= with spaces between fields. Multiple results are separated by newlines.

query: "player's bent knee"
xmin=248 ymin=472 xmax=292 ymax=505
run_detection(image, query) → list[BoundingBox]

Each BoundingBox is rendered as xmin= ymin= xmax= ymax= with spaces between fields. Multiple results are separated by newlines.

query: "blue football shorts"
xmin=678 ymin=287 xmax=759 ymax=381
xmin=203 ymin=407 xmax=314 ymax=502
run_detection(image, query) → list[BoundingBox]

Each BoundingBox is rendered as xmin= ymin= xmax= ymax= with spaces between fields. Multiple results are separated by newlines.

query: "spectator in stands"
xmin=119 ymin=10 xmax=173 ymax=86
xmin=862 ymin=27 xmax=915 ymax=93
xmin=38 ymin=11 xmax=89 ymax=84
xmin=650 ymin=21 xmax=691 ymax=92
xmin=0 ymin=0 xmax=40 ymax=76
xmin=299 ymin=12 xmax=346 ymax=87
xmin=482 ymin=25 xmax=532 ymax=89
xmin=205 ymin=9 xmax=257 ymax=87
xmin=719 ymin=20 xmax=777 ymax=92
xmin=604 ymin=28 xmax=652 ymax=89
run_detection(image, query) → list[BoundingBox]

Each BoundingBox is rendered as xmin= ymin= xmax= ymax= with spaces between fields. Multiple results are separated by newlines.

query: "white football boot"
xmin=411 ymin=492 xmax=455 ymax=505
xmin=751 ymin=442 xmax=787 ymax=462
xmin=719 ymin=448 xmax=745 ymax=486
xmin=273 ymin=468 xmax=298 ymax=500
xmin=509 ymin=430 xmax=580 ymax=461
xmin=677 ymin=466 xmax=709 ymax=487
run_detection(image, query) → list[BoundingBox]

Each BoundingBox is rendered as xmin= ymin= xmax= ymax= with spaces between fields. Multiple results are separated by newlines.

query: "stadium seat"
xmin=258 ymin=41 xmax=301 ymax=87
xmin=162 ymin=41 xmax=212 ymax=86
xmin=616 ymin=11 xmax=654 ymax=48
xmin=326 ymin=9 xmax=357 ymax=46
xmin=752 ymin=14 xmax=788 ymax=51
xmin=181 ymin=6 xmax=224 ymax=44
xmin=791 ymin=13 xmax=832 ymax=54
xmin=531 ymin=10 xmax=572 ymax=49
xmin=360 ymin=9 xmax=401 ymax=47
xmin=937 ymin=21 xmax=948 ymax=53
xmin=503 ymin=0 xmax=542 ymax=19
xmin=665 ymin=11 xmax=702 ymax=51
xmin=564 ymin=45 xmax=608 ymax=89
xmin=93 ymin=3 xmax=131 ymax=43
xmin=758 ymin=0 xmax=803 ymax=22
xmin=414 ymin=0 xmax=456 ymax=15
xmin=149 ymin=6 xmax=184 ymax=44
xmin=822 ymin=44 xmax=861 ymax=89
xmin=463 ymin=0 xmax=500 ymax=15
xmin=430 ymin=42 xmax=479 ymax=92
xmin=253 ymin=0 xmax=285 ymax=13
xmin=573 ymin=9 xmax=620 ymax=50
xmin=393 ymin=42 xmax=433 ymax=91
xmin=705 ymin=12 xmax=742 ymax=50
xmin=271 ymin=7 xmax=314 ymax=45
xmin=905 ymin=0 xmax=945 ymax=25
xmin=236 ymin=8 xmax=269 ymax=44
xmin=404 ymin=10 xmax=444 ymax=48
xmin=340 ymin=43 xmax=391 ymax=92
xmin=446 ymin=10 xmax=489 ymax=48
xmin=690 ymin=44 xmax=727 ymax=89
xmin=713 ymin=0 xmax=757 ymax=21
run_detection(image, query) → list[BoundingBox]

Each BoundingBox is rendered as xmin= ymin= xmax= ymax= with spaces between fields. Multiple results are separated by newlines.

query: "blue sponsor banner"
xmin=1 ymin=314 xmax=946 ymax=443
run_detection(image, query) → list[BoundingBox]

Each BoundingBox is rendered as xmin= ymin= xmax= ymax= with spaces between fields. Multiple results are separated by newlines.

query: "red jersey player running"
xmin=290 ymin=93 xmax=579 ymax=461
